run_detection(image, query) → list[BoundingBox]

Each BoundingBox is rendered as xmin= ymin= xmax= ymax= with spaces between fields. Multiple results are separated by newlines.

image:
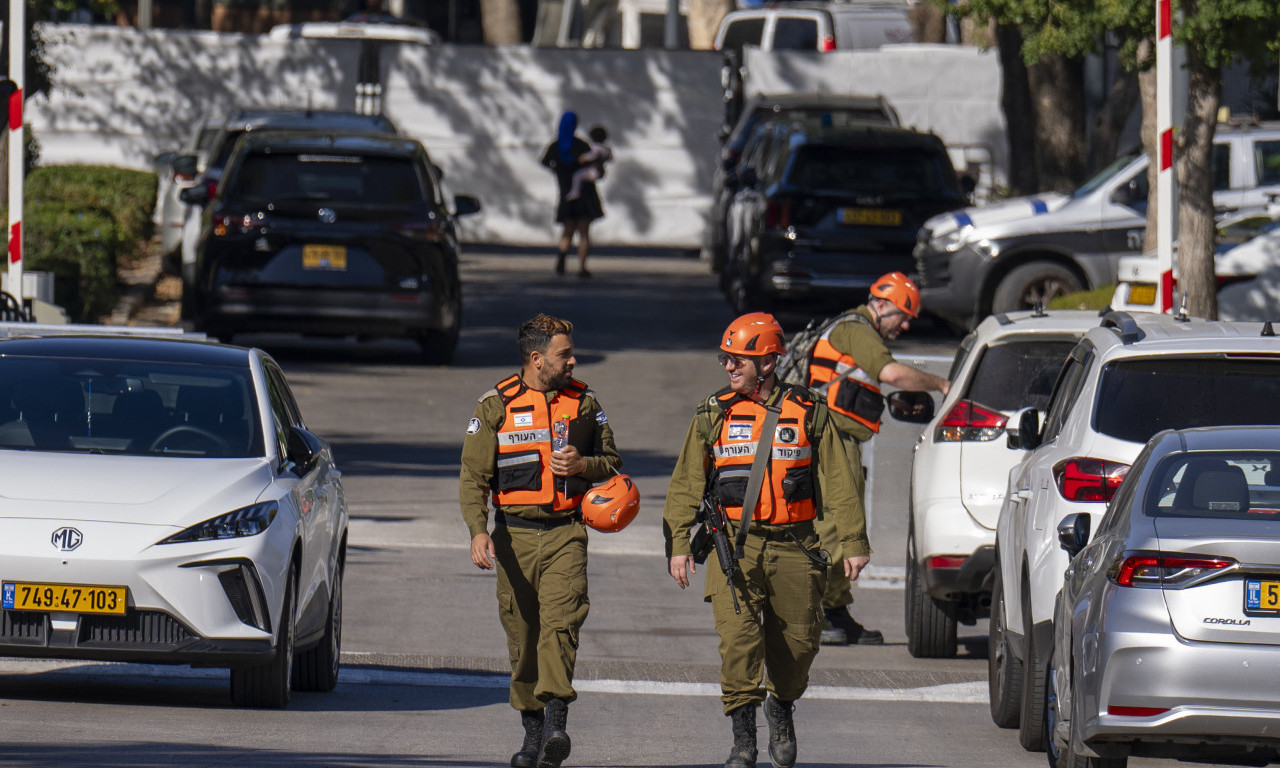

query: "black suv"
xmin=721 ymin=123 xmax=970 ymax=313
xmin=181 ymin=131 xmax=480 ymax=363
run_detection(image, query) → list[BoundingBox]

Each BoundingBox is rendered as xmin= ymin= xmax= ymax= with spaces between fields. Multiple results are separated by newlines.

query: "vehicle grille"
xmin=2 ymin=610 xmax=45 ymax=643
xmin=79 ymin=610 xmax=195 ymax=648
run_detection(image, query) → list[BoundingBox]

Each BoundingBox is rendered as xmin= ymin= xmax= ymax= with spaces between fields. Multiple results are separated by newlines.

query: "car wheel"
xmin=293 ymin=560 xmax=342 ymax=693
xmin=1045 ymin=648 xmax=1067 ymax=768
xmin=991 ymin=261 xmax=1082 ymax=316
xmin=230 ymin=570 xmax=296 ymax=709
xmin=727 ymin=262 xmax=769 ymax=315
xmin=1019 ymin=586 xmax=1049 ymax=751
xmin=418 ymin=300 xmax=462 ymax=365
xmin=905 ymin=536 xmax=958 ymax=658
xmin=1058 ymin=654 xmax=1128 ymax=768
xmin=988 ymin=565 xmax=1023 ymax=728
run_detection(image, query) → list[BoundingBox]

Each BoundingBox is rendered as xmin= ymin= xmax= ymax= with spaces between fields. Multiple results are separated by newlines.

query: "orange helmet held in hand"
xmin=581 ymin=475 xmax=640 ymax=533
xmin=869 ymin=272 xmax=920 ymax=318
xmin=721 ymin=312 xmax=786 ymax=356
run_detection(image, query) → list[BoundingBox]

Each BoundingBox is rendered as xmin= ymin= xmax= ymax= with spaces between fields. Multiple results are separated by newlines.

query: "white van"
xmin=713 ymin=0 xmax=915 ymax=54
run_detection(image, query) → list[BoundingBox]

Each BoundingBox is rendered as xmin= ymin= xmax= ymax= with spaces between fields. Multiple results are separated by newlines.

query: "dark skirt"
xmin=555 ymin=182 xmax=604 ymax=224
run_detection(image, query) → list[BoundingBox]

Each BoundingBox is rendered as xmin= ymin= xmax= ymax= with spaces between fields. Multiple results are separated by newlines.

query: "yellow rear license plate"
xmin=2 ymin=581 xmax=127 ymax=614
xmin=1246 ymin=579 xmax=1280 ymax=613
xmin=302 ymin=244 xmax=347 ymax=270
xmin=839 ymin=208 xmax=902 ymax=227
xmin=1127 ymin=284 xmax=1157 ymax=305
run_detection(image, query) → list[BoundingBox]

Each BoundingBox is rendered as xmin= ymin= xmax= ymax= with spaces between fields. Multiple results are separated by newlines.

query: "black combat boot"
xmin=763 ymin=695 xmax=797 ymax=768
xmin=822 ymin=606 xmax=884 ymax=646
xmin=724 ymin=704 xmax=758 ymax=768
xmin=511 ymin=709 xmax=544 ymax=768
xmin=537 ymin=697 xmax=571 ymax=768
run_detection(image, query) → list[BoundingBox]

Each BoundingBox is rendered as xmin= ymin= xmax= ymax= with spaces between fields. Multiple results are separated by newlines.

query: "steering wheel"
xmin=149 ymin=425 xmax=231 ymax=455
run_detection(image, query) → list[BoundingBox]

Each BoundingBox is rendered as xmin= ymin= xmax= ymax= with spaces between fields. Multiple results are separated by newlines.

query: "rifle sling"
xmin=734 ymin=401 xmax=781 ymax=559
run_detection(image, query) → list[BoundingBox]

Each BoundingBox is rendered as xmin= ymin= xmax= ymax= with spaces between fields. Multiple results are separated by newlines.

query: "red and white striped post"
xmin=1156 ymin=0 xmax=1174 ymax=312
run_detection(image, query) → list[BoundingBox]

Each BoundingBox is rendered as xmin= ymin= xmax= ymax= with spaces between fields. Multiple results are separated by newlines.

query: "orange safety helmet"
xmin=869 ymin=272 xmax=921 ymax=318
xmin=581 ymin=475 xmax=640 ymax=533
xmin=720 ymin=312 xmax=786 ymax=356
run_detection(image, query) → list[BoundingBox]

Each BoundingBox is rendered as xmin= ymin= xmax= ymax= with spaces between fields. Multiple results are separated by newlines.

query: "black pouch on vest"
xmin=780 ymin=466 xmax=815 ymax=502
xmin=564 ymin=475 xmax=591 ymax=498
xmin=713 ymin=466 xmax=751 ymax=508
xmin=833 ymin=382 xmax=885 ymax=423
xmin=496 ymin=450 xmax=542 ymax=492
xmin=690 ymin=522 xmax=713 ymax=564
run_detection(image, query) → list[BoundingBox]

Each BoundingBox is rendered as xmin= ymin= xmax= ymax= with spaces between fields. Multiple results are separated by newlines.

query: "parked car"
xmin=721 ymin=122 xmax=969 ymax=313
xmin=183 ymin=130 xmax=479 ymax=363
xmin=0 ymin=333 xmax=347 ymax=708
xmin=915 ymin=123 xmax=1280 ymax=330
xmin=906 ymin=308 xmax=1098 ymax=659
xmin=990 ymin=311 xmax=1280 ymax=752
xmin=714 ymin=0 xmax=915 ymax=54
xmin=155 ymin=114 xmax=224 ymax=260
xmin=1048 ymin=425 xmax=1280 ymax=768
xmin=173 ymin=108 xmax=401 ymax=316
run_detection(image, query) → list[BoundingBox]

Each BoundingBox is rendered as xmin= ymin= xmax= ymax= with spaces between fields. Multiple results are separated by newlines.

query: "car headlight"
xmin=929 ymin=229 xmax=968 ymax=253
xmin=159 ymin=501 xmax=278 ymax=545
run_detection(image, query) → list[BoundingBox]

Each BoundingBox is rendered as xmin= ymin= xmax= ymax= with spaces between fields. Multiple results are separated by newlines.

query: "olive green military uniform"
xmin=459 ymin=378 xmax=622 ymax=712
xmin=663 ymin=384 xmax=869 ymax=714
xmin=815 ymin=305 xmax=894 ymax=610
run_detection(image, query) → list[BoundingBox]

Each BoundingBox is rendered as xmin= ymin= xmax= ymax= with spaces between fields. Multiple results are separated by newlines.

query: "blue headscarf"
xmin=557 ymin=112 xmax=578 ymax=165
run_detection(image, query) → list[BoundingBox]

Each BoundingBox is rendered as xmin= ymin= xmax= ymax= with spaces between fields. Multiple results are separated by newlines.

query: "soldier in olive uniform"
xmin=664 ymin=312 xmax=869 ymax=768
xmin=804 ymin=272 xmax=950 ymax=645
xmin=460 ymin=314 xmax=622 ymax=768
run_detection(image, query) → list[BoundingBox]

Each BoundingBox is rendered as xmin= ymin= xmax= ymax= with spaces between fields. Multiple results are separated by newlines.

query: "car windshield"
xmin=786 ymin=145 xmax=963 ymax=200
xmin=964 ymin=339 xmax=1077 ymax=412
xmin=1146 ymin=450 xmax=1280 ymax=520
xmin=1094 ymin=357 xmax=1280 ymax=444
xmin=1073 ymin=148 xmax=1143 ymax=198
xmin=0 ymin=356 xmax=262 ymax=458
xmin=227 ymin=152 xmax=424 ymax=206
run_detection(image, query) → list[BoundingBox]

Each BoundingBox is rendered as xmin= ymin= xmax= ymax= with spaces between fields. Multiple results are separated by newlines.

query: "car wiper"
xmin=273 ymin=193 xmax=332 ymax=202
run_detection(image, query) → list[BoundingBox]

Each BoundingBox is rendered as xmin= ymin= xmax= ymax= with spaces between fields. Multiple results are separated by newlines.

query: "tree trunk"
xmin=687 ymin=0 xmax=731 ymax=50
xmin=1138 ymin=41 xmax=1158 ymax=254
xmin=1175 ymin=45 xmax=1222 ymax=320
xmin=1087 ymin=69 xmax=1138 ymax=176
xmin=908 ymin=2 xmax=946 ymax=44
xmin=995 ymin=24 xmax=1038 ymax=195
xmin=1028 ymin=53 xmax=1086 ymax=193
xmin=479 ymin=0 xmax=522 ymax=45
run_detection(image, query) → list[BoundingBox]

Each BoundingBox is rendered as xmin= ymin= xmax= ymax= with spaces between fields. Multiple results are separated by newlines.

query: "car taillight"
xmin=205 ymin=180 xmax=218 ymax=199
xmin=927 ymin=556 xmax=966 ymax=569
xmin=398 ymin=221 xmax=443 ymax=242
xmin=765 ymin=200 xmax=791 ymax=229
xmin=934 ymin=399 xmax=1006 ymax=442
xmin=1111 ymin=553 xmax=1233 ymax=587
xmin=212 ymin=213 xmax=264 ymax=237
xmin=1053 ymin=458 xmax=1130 ymax=502
xmin=1108 ymin=706 xmax=1170 ymax=717
xmin=819 ymin=35 xmax=835 ymax=52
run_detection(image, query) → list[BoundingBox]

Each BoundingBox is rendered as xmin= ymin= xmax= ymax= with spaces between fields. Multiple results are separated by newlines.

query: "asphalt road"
xmin=0 ymin=250 xmax=1236 ymax=768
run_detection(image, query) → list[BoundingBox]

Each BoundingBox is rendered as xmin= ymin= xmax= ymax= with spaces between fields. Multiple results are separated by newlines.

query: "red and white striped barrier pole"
xmin=1156 ymin=0 xmax=1174 ymax=312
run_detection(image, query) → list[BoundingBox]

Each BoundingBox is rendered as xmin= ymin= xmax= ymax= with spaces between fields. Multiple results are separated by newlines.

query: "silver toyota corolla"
xmin=1046 ymin=425 xmax=1280 ymax=768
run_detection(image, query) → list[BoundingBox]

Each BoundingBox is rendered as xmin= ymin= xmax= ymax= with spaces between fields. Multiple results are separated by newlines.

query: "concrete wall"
xmin=28 ymin=25 xmax=1005 ymax=248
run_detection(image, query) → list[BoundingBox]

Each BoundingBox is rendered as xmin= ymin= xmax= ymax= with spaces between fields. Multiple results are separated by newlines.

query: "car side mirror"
xmin=1112 ymin=177 xmax=1142 ymax=208
xmin=1057 ymin=513 xmax=1091 ymax=558
xmin=172 ymin=153 xmax=198 ymax=178
xmin=285 ymin=425 xmax=327 ymax=476
xmin=454 ymin=194 xmax=482 ymax=216
xmin=886 ymin=390 xmax=935 ymax=423
xmin=179 ymin=184 xmax=209 ymax=206
xmin=1006 ymin=407 xmax=1041 ymax=451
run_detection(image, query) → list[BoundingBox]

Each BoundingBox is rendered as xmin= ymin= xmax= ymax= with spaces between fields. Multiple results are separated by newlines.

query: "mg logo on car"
xmin=51 ymin=527 xmax=82 ymax=552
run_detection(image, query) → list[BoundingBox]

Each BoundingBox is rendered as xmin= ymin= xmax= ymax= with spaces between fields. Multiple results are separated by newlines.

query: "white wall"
xmin=27 ymin=26 xmax=1005 ymax=248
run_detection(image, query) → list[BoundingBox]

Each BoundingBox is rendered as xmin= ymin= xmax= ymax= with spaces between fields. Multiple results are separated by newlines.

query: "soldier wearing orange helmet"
xmin=806 ymin=272 xmax=949 ymax=646
xmin=664 ymin=312 xmax=870 ymax=768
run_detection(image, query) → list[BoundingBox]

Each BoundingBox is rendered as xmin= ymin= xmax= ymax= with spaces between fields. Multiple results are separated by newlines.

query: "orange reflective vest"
xmin=807 ymin=318 xmax=884 ymax=434
xmin=709 ymin=386 xmax=817 ymax=525
xmin=492 ymin=374 xmax=589 ymax=512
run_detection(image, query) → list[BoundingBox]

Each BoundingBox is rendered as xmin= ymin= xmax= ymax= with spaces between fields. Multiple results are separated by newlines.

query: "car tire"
xmin=230 ymin=570 xmax=296 ymax=709
xmin=988 ymin=565 xmax=1023 ymax=729
xmin=727 ymin=261 xmax=769 ymax=315
xmin=293 ymin=560 xmax=342 ymax=693
xmin=1053 ymin=651 xmax=1128 ymax=768
xmin=419 ymin=300 xmax=462 ymax=365
xmin=1019 ymin=586 xmax=1049 ymax=751
xmin=991 ymin=262 xmax=1082 ymax=316
xmin=1045 ymin=648 xmax=1067 ymax=768
xmin=904 ymin=536 xmax=958 ymax=658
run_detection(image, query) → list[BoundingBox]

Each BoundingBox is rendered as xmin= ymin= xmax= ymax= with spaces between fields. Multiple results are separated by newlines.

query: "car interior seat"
xmin=11 ymin=379 xmax=84 ymax=449
xmin=176 ymin=384 xmax=248 ymax=455
xmin=1174 ymin=459 xmax=1250 ymax=514
xmin=113 ymin=389 xmax=169 ymax=451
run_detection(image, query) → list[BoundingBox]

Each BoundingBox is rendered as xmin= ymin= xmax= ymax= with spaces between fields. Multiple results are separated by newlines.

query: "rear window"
xmin=773 ymin=17 xmax=818 ymax=50
xmin=831 ymin=10 xmax=914 ymax=48
xmin=1095 ymin=357 xmax=1280 ymax=444
xmin=720 ymin=18 xmax=765 ymax=52
xmin=785 ymin=144 xmax=964 ymax=201
xmin=1147 ymin=451 xmax=1280 ymax=519
xmin=226 ymin=152 xmax=427 ymax=206
xmin=963 ymin=339 xmax=1077 ymax=412
xmin=1255 ymin=140 xmax=1280 ymax=186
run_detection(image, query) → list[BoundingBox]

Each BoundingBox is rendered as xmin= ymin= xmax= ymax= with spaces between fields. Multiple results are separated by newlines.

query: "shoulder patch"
xmin=466 ymin=417 xmax=482 ymax=435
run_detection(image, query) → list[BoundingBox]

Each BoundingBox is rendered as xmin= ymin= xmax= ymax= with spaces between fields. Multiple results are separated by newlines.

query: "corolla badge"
xmin=318 ymin=208 xmax=337 ymax=224
xmin=51 ymin=527 xmax=82 ymax=551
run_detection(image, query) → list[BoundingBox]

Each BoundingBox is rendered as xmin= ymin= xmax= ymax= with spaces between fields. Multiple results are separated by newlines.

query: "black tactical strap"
xmin=734 ymin=403 xmax=781 ymax=559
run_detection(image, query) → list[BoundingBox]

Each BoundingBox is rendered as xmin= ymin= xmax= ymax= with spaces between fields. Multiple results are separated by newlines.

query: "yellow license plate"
xmin=1127 ymin=284 xmax=1157 ymax=305
xmin=302 ymin=244 xmax=347 ymax=270
xmin=1246 ymin=579 xmax=1280 ymax=613
xmin=839 ymin=208 xmax=902 ymax=227
xmin=2 ymin=581 xmax=127 ymax=615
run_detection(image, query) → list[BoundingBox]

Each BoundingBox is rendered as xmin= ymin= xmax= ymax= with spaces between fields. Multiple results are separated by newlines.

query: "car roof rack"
xmin=1099 ymin=311 xmax=1143 ymax=344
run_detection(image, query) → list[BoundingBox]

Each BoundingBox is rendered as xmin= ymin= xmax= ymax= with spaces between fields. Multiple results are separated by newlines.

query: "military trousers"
xmin=492 ymin=519 xmax=590 ymax=711
xmin=818 ymin=432 xmax=865 ymax=609
xmin=705 ymin=522 xmax=827 ymax=714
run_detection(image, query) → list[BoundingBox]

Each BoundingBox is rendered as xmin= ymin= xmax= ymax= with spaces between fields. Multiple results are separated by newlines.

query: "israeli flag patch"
xmin=513 ymin=413 xmax=534 ymax=428
xmin=728 ymin=423 xmax=753 ymax=441
xmin=596 ymin=411 xmax=609 ymax=425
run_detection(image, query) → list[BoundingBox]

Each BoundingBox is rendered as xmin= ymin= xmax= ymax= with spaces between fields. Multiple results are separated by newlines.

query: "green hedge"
xmin=4 ymin=165 xmax=157 ymax=322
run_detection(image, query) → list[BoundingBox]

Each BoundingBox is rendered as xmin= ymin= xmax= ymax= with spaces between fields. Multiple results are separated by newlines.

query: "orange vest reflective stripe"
xmin=492 ymin=374 xmax=588 ymax=512
xmin=807 ymin=327 xmax=883 ymax=433
xmin=710 ymin=386 xmax=817 ymax=525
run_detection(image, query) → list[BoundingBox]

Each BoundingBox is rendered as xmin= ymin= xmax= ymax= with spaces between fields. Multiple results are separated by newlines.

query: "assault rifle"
xmin=691 ymin=492 xmax=743 ymax=615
